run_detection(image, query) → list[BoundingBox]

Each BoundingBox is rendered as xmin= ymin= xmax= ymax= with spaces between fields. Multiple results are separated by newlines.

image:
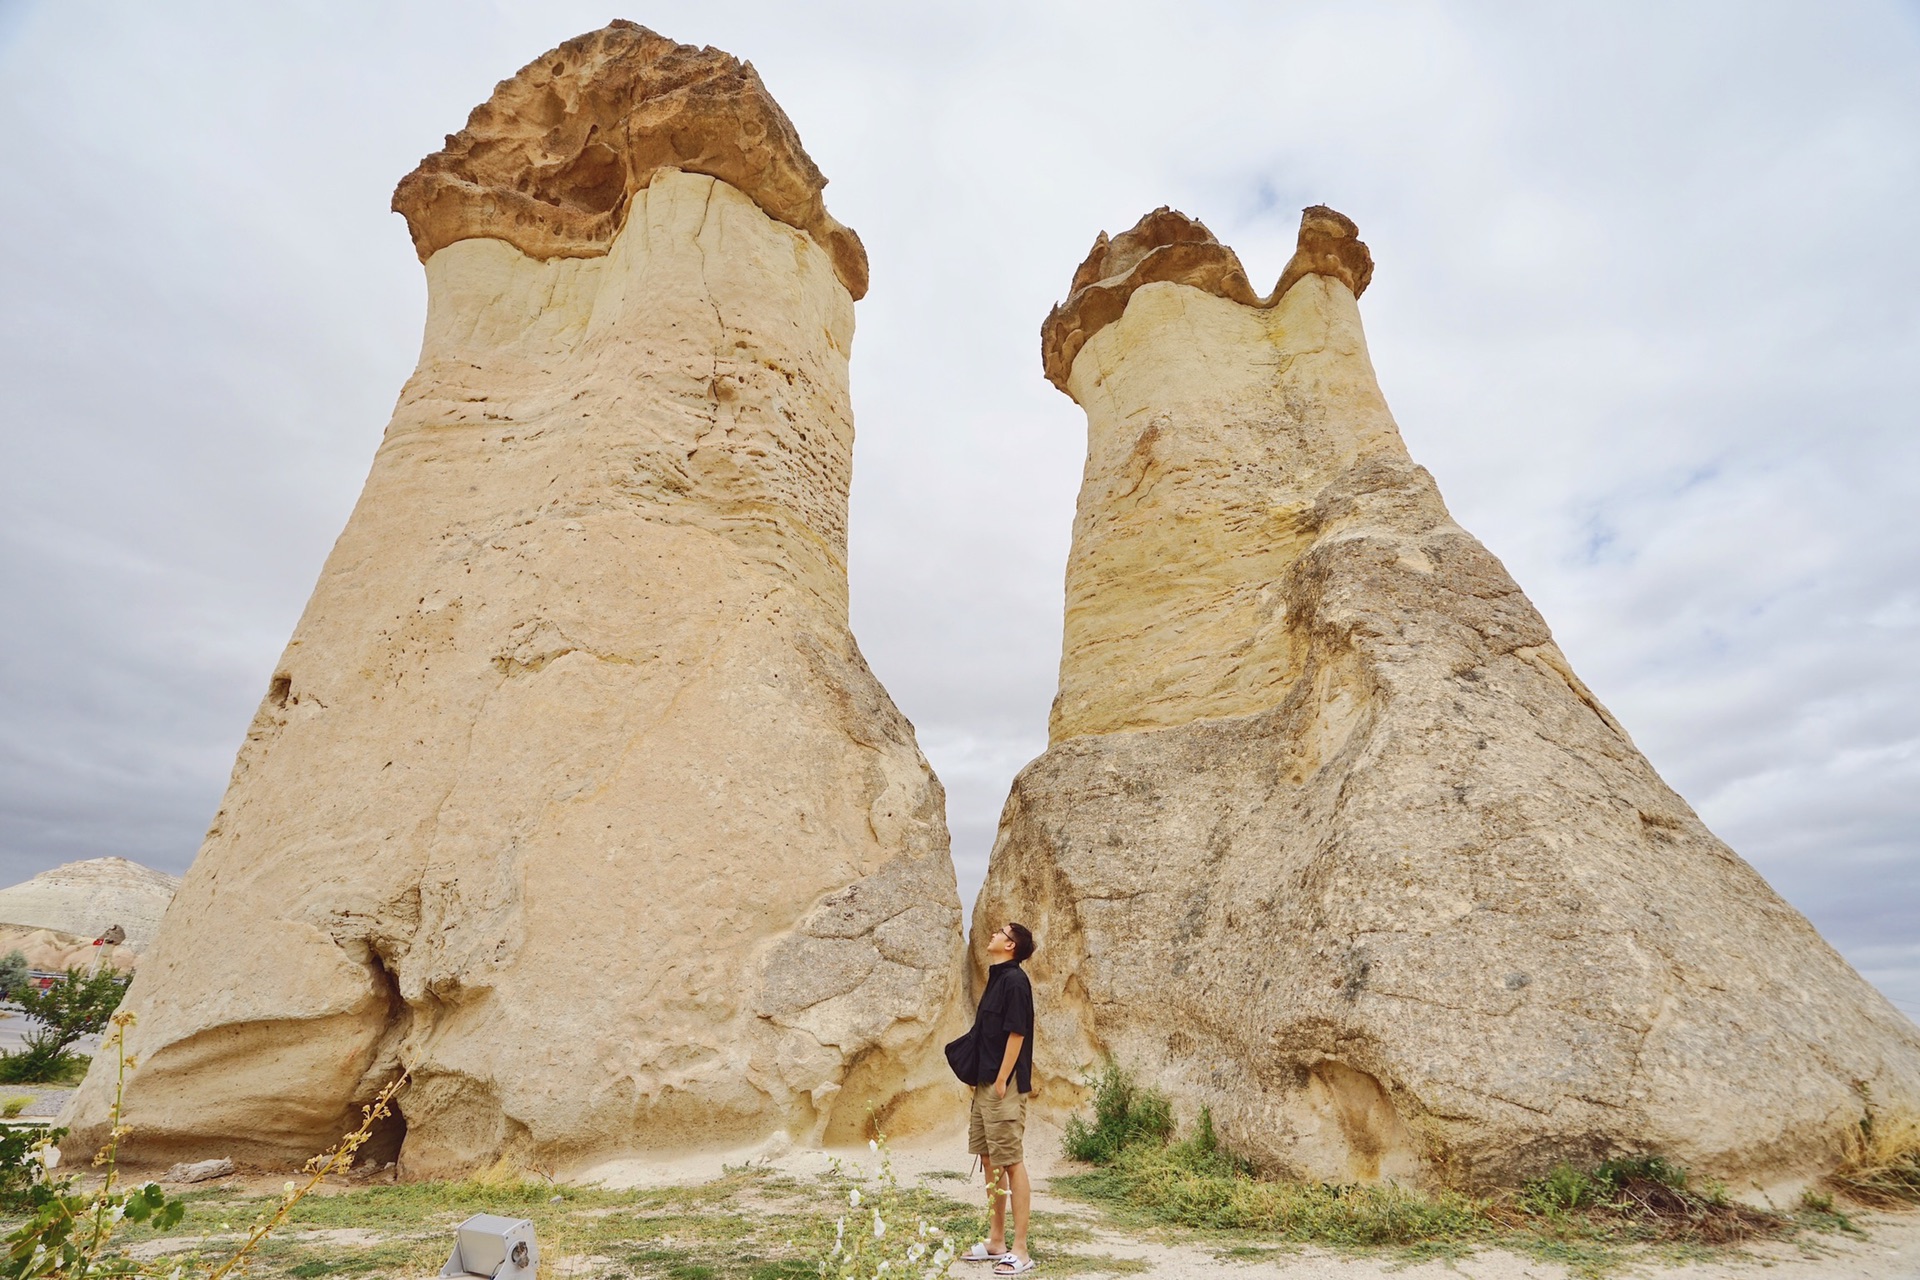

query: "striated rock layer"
xmin=977 ymin=206 xmax=1920 ymax=1194
xmin=65 ymin=24 xmax=964 ymax=1175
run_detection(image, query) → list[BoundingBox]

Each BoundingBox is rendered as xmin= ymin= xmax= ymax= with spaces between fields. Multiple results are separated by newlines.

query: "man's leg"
xmin=982 ymin=1155 xmax=1007 ymax=1252
xmin=1004 ymin=1159 xmax=1031 ymax=1262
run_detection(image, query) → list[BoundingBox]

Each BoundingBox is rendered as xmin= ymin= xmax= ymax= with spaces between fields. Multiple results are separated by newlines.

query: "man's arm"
xmin=993 ymin=1032 xmax=1025 ymax=1099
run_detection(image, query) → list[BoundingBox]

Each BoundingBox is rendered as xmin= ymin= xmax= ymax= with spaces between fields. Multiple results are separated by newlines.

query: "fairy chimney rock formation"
xmin=979 ymin=205 xmax=1920 ymax=1193
xmin=64 ymin=22 xmax=965 ymax=1174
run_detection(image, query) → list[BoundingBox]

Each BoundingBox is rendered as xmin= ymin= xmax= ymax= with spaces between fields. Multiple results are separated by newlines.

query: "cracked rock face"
xmin=63 ymin=25 xmax=963 ymax=1176
xmin=978 ymin=206 xmax=1920 ymax=1193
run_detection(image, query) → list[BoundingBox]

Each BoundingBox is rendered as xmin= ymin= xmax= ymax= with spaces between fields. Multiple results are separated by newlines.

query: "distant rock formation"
xmin=977 ymin=205 xmax=1920 ymax=1195
xmin=64 ymin=22 xmax=964 ymax=1175
xmin=0 ymin=927 xmax=136 ymax=975
xmin=0 ymin=857 xmax=178 ymax=953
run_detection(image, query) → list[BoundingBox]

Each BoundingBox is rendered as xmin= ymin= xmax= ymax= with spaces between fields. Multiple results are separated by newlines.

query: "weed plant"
xmin=810 ymin=1137 xmax=956 ymax=1279
xmin=0 ymin=1127 xmax=63 ymax=1214
xmin=1830 ymin=1108 xmax=1920 ymax=1207
xmin=1053 ymin=1058 xmax=1848 ymax=1275
xmin=1060 ymin=1060 xmax=1172 ymax=1165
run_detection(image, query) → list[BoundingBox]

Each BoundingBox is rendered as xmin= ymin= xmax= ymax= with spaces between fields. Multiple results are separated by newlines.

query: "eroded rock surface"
xmin=63 ymin=25 xmax=962 ymax=1175
xmin=981 ymin=206 xmax=1920 ymax=1194
xmin=391 ymin=20 xmax=868 ymax=299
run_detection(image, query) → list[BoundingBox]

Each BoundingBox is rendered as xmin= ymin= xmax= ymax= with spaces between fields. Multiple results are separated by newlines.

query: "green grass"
xmin=1051 ymin=1058 xmax=1863 ymax=1278
xmin=52 ymin=1158 xmax=1143 ymax=1280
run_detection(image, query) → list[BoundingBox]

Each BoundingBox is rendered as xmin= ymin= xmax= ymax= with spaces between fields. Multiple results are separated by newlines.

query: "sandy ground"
xmin=570 ymin=1115 xmax=1920 ymax=1280
xmin=112 ymin=1110 xmax=1920 ymax=1279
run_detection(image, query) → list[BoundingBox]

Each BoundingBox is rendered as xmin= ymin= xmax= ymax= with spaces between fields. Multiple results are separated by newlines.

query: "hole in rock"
xmin=267 ymin=674 xmax=291 ymax=709
xmin=355 ymin=946 xmax=412 ymax=1169
xmin=359 ymin=1100 xmax=408 ymax=1169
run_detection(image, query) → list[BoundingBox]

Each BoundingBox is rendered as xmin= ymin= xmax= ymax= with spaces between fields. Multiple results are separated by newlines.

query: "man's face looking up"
xmin=987 ymin=924 xmax=1016 ymax=961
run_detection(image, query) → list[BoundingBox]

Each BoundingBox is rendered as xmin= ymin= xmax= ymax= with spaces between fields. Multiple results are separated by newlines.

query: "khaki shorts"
xmin=967 ymin=1083 xmax=1027 ymax=1167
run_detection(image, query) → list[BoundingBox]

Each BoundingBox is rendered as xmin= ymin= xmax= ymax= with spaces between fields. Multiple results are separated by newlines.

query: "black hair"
xmin=1007 ymin=921 xmax=1036 ymax=964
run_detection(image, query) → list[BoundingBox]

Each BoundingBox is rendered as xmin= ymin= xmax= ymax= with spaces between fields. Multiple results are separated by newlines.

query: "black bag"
xmin=943 ymin=1029 xmax=979 ymax=1085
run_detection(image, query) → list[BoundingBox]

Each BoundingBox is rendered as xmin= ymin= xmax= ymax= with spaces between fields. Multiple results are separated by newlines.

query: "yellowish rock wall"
xmin=1054 ymin=273 xmax=1406 ymax=741
xmin=980 ymin=205 xmax=1920 ymax=1196
xmin=62 ymin=28 xmax=964 ymax=1175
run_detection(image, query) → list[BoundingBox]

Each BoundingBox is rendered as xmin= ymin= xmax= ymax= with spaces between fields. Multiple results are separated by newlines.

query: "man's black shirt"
xmin=970 ymin=959 xmax=1035 ymax=1094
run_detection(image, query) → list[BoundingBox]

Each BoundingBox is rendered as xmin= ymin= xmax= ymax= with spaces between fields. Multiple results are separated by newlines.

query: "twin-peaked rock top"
xmin=978 ymin=205 xmax=1920 ymax=1193
xmin=1040 ymin=204 xmax=1371 ymax=392
xmin=64 ymin=24 xmax=960 ymax=1176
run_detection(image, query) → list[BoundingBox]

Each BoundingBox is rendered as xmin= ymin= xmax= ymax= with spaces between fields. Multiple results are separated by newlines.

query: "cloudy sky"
xmin=1 ymin=2 xmax=1915 ymax=1015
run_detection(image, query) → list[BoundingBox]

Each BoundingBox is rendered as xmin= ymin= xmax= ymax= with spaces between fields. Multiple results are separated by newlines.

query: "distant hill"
xmin=0 ymin=857 xmax=180 ymax=951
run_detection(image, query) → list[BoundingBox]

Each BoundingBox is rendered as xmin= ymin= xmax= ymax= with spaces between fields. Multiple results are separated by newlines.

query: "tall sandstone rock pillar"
xmin=977 ymin=206 xmax=1920 ymax=1192
xmin=65 ymin=23 xmax=965 ymax=1174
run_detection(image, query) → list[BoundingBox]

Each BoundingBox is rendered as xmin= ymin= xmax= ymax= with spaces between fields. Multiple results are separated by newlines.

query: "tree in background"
xmin=0 ymin=967 xmax=131 ymax=1085
xmin=0 ymin=953 xmax=25 ymax=1000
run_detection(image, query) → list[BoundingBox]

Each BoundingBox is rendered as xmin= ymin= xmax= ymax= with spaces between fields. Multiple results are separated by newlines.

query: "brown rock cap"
xmin=1041 ymin=204 xmax=1372 ymax=390
xmin=392 ymin=20 xmax=869 ymax=299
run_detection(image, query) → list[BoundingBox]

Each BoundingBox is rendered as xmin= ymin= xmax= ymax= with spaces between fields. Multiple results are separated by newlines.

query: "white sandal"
xmin=961 ymin=1241 xmax=1011 ymax=1262
xmin=993 ymin=1258 xmax=1037 ymax=1275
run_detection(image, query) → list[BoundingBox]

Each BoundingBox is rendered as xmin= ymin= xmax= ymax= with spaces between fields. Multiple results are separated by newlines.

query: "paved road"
xmin=0 ymin=1008 xmax=103 ymax=1056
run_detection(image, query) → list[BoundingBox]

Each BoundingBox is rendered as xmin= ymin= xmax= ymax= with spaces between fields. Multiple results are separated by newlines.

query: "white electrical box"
xmin=441 ymin=1213 xmax=538 ymax=1280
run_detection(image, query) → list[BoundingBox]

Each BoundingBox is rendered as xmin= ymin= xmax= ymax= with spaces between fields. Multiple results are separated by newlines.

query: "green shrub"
xmin=0 ymin=1030 xmax=86 ymax=1086
xmin=13 ymin=966 xmax=130 ymax=1051
xmin=0 ymin=952 xmax=26 ymax=1001
xmin=1592 ymin=1154 xmax=1687 ymax=1192
xmin=0 ymin=967 xmax=130 ymax=1085
xmin=0 ymin=1124 xmax=65 ymax=1212
xmin=1517 ymin=1163 xmax=1605 ymax=1213
xmin=1518 ymin=1152 xmax=1718 ymax=1218
xmin=1061 ymin=1059 xmax=1174 ymax=1165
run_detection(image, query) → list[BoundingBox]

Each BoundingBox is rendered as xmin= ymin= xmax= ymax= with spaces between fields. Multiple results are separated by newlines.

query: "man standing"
xmin=959 ymin=921 xmax=1037 ymax=1275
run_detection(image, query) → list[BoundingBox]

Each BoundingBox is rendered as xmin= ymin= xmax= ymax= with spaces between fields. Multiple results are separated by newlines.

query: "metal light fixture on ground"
xmin=440 ymin=1214 xmax=537 ymax=1280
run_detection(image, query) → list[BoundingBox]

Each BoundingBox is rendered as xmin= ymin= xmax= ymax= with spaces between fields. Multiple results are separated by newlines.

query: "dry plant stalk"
xmin=198 ymin=1072 xmax=409 ymax=1280
xmin=1830 ymin=1110 xmax=1920 ymax=1208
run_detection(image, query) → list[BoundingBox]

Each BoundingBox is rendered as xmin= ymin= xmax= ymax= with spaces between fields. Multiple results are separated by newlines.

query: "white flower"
xmin=873 ymin=1208 xmax=885 ymax=1238
xmin=848 ymin=1187 xmax=862 ymax=1207
xmin=283 ymin=1181 xmax=297 ymax=1195
xmin=835 ymin=1216 xmax=845 ymax=1239
xmin=36 ymin=1146 xmax=59 ymax=1171
xmin=868 ymin=1139 xmax=879 ymax=1153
